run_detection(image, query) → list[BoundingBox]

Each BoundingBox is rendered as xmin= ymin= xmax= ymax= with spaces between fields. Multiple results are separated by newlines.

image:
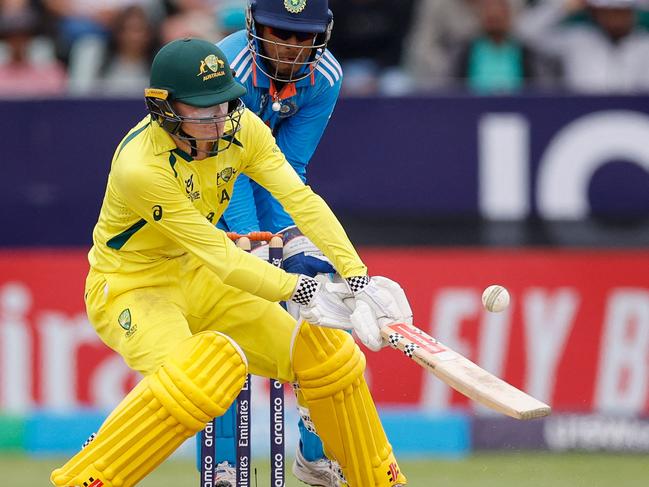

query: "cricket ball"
xmin=482 ymin=285 xmax=510 ymax=313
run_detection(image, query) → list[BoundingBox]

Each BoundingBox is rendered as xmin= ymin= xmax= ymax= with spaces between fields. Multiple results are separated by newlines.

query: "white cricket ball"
xmin=482 ymin=285 xmax=510 ymax=313
xmin=272 ymin=101 xmax=281 ymax=112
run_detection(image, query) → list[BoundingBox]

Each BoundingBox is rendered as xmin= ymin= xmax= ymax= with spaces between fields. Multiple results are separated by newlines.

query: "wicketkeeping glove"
xmin=281 ymin=225 xmax=335 ymax=277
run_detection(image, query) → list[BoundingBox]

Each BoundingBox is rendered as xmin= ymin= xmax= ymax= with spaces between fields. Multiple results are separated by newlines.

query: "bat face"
xmin=382 ymin=322 xmax=552 ymax=420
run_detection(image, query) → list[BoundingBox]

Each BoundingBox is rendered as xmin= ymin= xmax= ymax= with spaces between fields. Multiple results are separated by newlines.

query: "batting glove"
xmin=346 ymin=276 xmax=413 ymax=352
xmin=290 ymin=274 xmax=352 ymax=329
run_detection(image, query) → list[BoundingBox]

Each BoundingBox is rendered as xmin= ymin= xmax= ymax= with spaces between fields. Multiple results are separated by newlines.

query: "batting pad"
xmin=292 ymin=323 xmax=407 ymax=487
xmin=51 ymin=331 xmax=247 ymax=487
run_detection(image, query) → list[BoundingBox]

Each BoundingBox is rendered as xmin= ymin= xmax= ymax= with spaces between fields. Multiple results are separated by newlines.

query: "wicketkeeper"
xmin=214 ymin=0 xmax=345 ymax=483
xmin=50 ymin=38 xmax=410 ymax=487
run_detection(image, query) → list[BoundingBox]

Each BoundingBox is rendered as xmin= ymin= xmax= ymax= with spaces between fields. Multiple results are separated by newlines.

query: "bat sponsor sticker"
xmin=389 ymin=323 xmax=448 ymax=355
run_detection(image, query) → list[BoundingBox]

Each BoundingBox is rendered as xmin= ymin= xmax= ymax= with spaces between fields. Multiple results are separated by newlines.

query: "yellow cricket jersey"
xmin=88 ymin=109 xmax=366 ymax=302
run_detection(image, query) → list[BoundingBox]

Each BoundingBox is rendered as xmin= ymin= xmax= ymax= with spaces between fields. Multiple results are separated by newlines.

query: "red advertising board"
xmin=1 ymin=248 xmax=648 ymax=415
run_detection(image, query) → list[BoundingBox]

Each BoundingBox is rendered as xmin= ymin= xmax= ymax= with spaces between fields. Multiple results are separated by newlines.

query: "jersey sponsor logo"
xmin=197 ymin=54 xmax=226 ymax=82
xmin=284 ymin=0 xmax=307 ymax=14
xmin=206 ymin=211 xmax=215 ymax=223
xmin=185 ymin=174 xmax=201 ymax=201
xmin=217 ymin=167 xmax=237 ymax=185
xmin=219 ymin=189 xmax=231 ymax=203
xmin=118 ymin=308 xmax=138 ymax=339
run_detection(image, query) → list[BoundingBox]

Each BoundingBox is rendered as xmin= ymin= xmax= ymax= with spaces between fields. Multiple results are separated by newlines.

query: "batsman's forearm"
xmin=220 ymin=247 xmax=299 ymax=302
xmin=285 ymin=189 xmax=367 ymax=278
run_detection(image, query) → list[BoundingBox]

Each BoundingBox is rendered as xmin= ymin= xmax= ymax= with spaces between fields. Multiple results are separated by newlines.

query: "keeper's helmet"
xmin=145 ymin=38 xmax=247 ymax=156
xmin=246 ymin=0 xmax=333 ymax=82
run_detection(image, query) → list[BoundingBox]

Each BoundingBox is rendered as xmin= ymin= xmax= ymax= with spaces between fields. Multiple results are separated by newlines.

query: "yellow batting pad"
xmin=51 ymin=331 xmax=247 ymax=487
xmin=292 ymin=323 xmax=407 ymax=487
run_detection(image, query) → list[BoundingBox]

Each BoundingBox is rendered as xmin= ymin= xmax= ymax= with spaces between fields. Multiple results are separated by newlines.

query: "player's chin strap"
xmin=186 ymin=131 xmax=198 ymax=157
xmin=178 ymin=128 xmax=218 ymax=158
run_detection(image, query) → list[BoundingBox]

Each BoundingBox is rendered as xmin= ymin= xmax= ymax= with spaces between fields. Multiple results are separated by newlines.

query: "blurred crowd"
xmin=2 ymin=0 xmax=649 ymax=97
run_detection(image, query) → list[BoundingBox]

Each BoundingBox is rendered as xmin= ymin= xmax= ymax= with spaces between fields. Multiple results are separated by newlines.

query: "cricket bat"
xmin=382 ymin=322 xmax=551 ymax=420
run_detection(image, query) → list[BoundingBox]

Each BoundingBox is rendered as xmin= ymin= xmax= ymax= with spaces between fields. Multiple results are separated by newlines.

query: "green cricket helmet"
xmin=145 ymin=38 xmax=247 ymax=156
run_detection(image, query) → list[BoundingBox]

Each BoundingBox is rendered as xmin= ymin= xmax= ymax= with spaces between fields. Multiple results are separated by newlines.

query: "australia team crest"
xmin=217 ymin=166 xmax=237 ymax=185
xmin=197 ymin=54 xmax=225 ymax=81
xmin=118 ymin=308 xmax=138 ymax=338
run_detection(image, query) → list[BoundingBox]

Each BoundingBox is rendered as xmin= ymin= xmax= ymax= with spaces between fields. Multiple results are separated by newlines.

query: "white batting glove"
xmin=346 ymin=276 xmax=413 ymax=352
xmin=290 ymin=274 xmax=353 ymax=329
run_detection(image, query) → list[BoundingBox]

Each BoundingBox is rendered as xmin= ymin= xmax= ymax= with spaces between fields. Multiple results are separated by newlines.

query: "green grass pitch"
xmin=5 ymin=452 xmax=648 ymax=487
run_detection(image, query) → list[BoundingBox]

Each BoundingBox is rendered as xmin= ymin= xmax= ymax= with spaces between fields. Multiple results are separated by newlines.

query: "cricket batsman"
xmin=210 ymin=0 xmax=344 ymax=484
xmin=50 ymin=38 xmax=409 ymax=487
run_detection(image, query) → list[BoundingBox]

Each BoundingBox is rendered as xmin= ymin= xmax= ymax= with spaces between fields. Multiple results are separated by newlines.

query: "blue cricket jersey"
xmin=217 ymin=30 xmax=343 ymax=234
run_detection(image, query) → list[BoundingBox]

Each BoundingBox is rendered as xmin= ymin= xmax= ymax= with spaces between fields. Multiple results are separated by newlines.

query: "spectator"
xmin=517 ymin=0 xmax=649 ymax=93
xmin=215 ymin=0 xmax=246 ymax=37
xmin=328 ymin=0 xmax=415 ymax=95
xmin=455 ymin=0 xmax=535 ymax=93
xmin=43 ymin=0 xmax=159 ymax=63
xmin=2 ymin=0 xmax=33 ymax=15
xmin=403 ymin=0 xmax=526 ymax=90
xmin=98 ymin=5 xmax=157 ymax=96
xmin=0 ymin=6 xmax=67 ymax=96
xmin=159 ymin=0 xmax=221 ymax=44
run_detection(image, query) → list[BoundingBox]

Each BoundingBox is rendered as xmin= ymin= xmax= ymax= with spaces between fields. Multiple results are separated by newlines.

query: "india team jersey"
xmin=217 ymin=30 xmax=343 ymax=233
xmin=88 ymin=109 xmax=366 ymax=302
